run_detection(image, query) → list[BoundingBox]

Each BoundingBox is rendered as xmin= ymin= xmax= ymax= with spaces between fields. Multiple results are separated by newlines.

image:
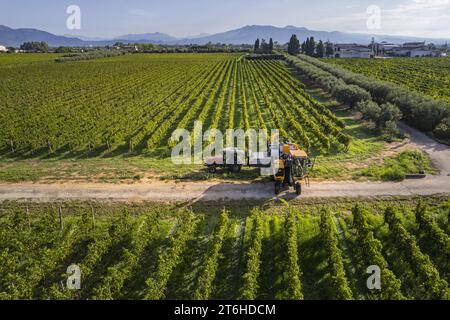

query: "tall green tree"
xmin=269 ymin=38 xmax=274 ymax=53
xmin=316 ymin=40 xmax=325 ymax=58
xmin=261 ymin=39 xmax=270 ymax=54
xmin=301 ymin=41 xmax=306 ymax=53
xmin=287 ymin=34 xmax=300 ymax=55
xmin=304 ymin=38 xmax=310 ymax=54
xmin=325 ymin=41 xmax=334 ymax=57
xmin=254 ymin=38 xmax=260 ymax=53
xmin=20 ymin=41 xmax=49 ymax=53
xmin=305 ymin=37 xmax=316 ymax=56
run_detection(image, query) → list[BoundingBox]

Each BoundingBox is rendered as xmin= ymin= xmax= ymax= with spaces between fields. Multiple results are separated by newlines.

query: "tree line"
xmin=288 ymin=35 xmax=334 ymax=58
xmin=295 ymin=54 xmax=450 ymax=139
xmin=253 ymin=38 xmax=274 ymax=54
xmin=286 ymin=55 xmax=402 ymax=138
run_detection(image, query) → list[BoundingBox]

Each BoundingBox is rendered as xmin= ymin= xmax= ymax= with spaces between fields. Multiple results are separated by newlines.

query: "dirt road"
xmin=0 ymin=175 xmax=448 ymax=202
xmin=0 ymin=123 xmax=448 ymax=202
xmin=398 ymin=122 xmax=450 ymax=175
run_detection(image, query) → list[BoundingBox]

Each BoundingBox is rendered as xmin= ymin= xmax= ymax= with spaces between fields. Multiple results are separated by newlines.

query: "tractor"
xmin=274 ymin=142 xmax=314 ymax=196
xmin=204 ymin=140 xmax=314 ymax=196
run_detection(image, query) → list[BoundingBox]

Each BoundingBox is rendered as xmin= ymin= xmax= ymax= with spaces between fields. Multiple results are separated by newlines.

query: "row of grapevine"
xmin=249 ymin=61 xmax=311 ymax=148
xmin=134 ymin=61 xmax=225 ymax=150
xmin=90 ymin=215 xmax=162 ymax=299
xmin=415 ymin=203 xmax=450 ymax=258
xmin=2 ymin=55 xmax=215 ymax=154
xmin=1 ymin=200 xmax=450 ymax=300
xmin=191 ymin=61 xmax=234 ymax=144
xmin=264 ymin=60 xmax=345 ymax=129
xmin=240 ymin=209 xmax=265 ymax=300
xmin=384 ymin=207 xmax=450 ymax=299
xmin=238 ymin=61 xmax=250 ymax=131
xmin=257 ymin=60 xmax=344 ymax=150
xmin=209 ymin=61 xmax=235 ymax=132
xmin=328 ymin=58 xmax=450 ymax=103
xmin=227 ymin=60 xmax=238 ymax=130
xmin=242 ymin=62 xmax=267 ymax=130
xmin=263 ymin=60 xmax=350 ymax=147
xmin=144 ymin=210 xmax=199 ymax=300
xmin=282 ymin=209 xmax=304 ymax=299
xmin=351 ymin=205 xmax=405 ymax=300
xmin=159 ymin=60 xmax=230 ymax=149
xmin=193 ymin=211 xmax=229 ymax=300
xmin=319 ymin=208 xmax=354 ymax=300
xmin=245 ymin=60 xmax=289 ymax=137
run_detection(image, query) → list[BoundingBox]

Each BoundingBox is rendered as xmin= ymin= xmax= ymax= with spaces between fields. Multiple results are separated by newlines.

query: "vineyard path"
xmin=0 ymin=123 xmax=449 ymax=202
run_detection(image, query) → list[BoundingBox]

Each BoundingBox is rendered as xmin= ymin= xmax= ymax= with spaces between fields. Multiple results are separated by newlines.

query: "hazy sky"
xmin=1 ymin=0 xmax=449 ymax=38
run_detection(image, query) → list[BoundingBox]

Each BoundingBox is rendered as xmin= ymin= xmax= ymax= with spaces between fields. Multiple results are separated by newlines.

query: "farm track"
xmin=0 ymin=175 xmax=448 ymax=202
xmin=0 ymin=123 xmax=449 ymax=203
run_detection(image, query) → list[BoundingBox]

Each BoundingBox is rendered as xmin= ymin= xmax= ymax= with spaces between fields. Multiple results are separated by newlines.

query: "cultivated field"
xmin=0 ymin=198 xmax=449 ymax=300
xmin=0 ymin=53 xmax=433 ymax=183
xmin=1 ymin=53 xmax=449 ymax=302
xmin=0 ymin=53 xmax=349 ymax=155
xmin=327 ymin=57 xmax=450 ymax=103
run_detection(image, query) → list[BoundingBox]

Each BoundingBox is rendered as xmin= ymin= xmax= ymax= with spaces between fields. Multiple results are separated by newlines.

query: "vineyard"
xmin=0 ymin=53 xmax=350 ymax=156
xmin=327 ymin=58 xmax=450 ymax=103
xmin=0 ymin=198 xmax=449 ymax=300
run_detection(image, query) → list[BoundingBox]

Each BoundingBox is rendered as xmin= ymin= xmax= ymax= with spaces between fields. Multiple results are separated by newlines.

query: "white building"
xmin=334 ymin=44 xmax=374 ymax=58
xmin=375 ymin=41 xmax=400 ymax=56
xmin=0 ymin=45 xmax=8 ymax=52
xmin=395 ymin=42 xmax=433 ymax=57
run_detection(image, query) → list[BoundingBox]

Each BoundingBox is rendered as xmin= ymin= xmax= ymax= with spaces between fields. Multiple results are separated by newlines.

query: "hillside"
xmin=1 ymin=24 xmax=449 ymax=47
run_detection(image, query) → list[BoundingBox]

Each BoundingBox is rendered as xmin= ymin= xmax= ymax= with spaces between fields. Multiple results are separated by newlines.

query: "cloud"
xmin=386 ymin=0 xmax=449 ymax=15
xmin=377 ymin=0 xmax=450 ymax=37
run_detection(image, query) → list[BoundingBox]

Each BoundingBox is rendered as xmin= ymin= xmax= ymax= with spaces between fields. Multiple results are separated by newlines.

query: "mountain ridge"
xmin=1 ymin=24 xmax=448 ymax=47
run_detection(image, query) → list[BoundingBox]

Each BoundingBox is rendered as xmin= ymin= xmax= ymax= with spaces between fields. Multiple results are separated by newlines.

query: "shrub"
xmin=356 ymin=101 xmax=402 ymax=137
xmin=295 ymin=54 xmax=450 ymax=133
xmin=434 ymin=117 xmax=450 ymax=140
xmin=357 ymin=100 xmax=381 ymax=122
xmin=360 ymin=150 xmax=430 ymax=181
xmin=380 ymin=166 xmax=406 ymax=181
xmin=333 ymin=84 xmax=371 ymax=108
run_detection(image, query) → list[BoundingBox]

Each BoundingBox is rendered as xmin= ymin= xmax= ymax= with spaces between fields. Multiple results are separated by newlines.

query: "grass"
xmin=358 ymin=150 xmax=435 ymax=181
xmin=310 ymin=107 xmax=386 ymax=180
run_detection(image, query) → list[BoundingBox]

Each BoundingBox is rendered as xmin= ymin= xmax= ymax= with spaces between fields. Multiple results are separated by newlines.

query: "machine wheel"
xmin=275 ymin=181 xmax=282 ymax=195
xmin=295 ymin=182 xmax=302 ymax=196
xmin=230 ymin=164 xmax=241 ymax=174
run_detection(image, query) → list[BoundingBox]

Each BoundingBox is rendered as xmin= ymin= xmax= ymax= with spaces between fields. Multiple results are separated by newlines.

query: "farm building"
xmin=374 ymin=41 xmax=401 ymax=56
xmin=395 ymin=42 xmax=433 ymax=57
xmin=333 ymin=44 xmax=374 ymax=58
xmin=373 ymin=41 xmax=444 ymax=57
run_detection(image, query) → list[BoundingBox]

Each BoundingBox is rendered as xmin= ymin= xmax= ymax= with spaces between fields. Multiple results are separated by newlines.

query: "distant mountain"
xmin=185 ymin=33 xmax=211 ymax=39
xmin=0 ymin=25 xmax=86 ymax=47
xmin=64 ymin=34 xmax=106 ymax=41
xmin=1 ymin=24 xmax=449 ymax=47
xmin=173 ymin=25 xmax=449 ymax=45
xmin=113 ymin=32 xmax=177 ymax=44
